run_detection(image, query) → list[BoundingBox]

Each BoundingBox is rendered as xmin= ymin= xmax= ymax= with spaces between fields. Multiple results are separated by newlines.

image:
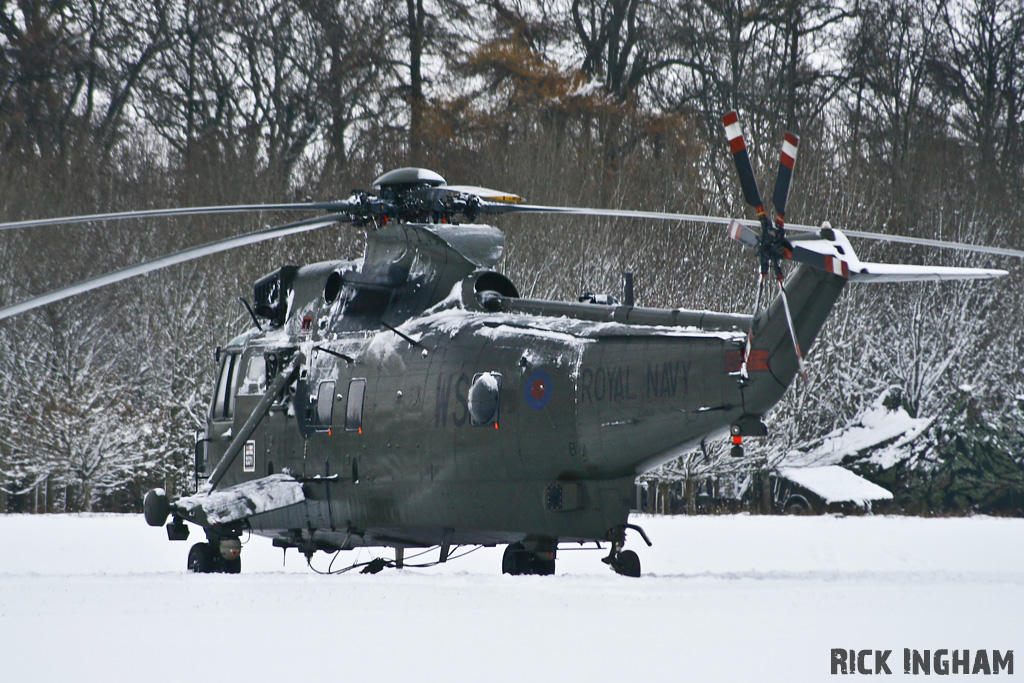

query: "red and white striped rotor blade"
xmin=722 ymin=111 xmax=766 ymax=217
xmin=772 ymin=132 xmax=800 ymax=225
xmin=784 ymin=244 xmax=850 ymax=278
xmin=727 ymin=220 xmax=761 ymax=250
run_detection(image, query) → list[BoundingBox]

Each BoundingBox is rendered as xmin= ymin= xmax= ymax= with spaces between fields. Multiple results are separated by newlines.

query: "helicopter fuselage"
xmin=200 ymin=255 xmax=847 ymax=554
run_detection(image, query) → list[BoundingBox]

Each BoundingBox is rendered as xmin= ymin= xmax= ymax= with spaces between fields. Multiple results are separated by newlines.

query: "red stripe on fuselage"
xmin=725 ymin=349 xmax=770 ymax=372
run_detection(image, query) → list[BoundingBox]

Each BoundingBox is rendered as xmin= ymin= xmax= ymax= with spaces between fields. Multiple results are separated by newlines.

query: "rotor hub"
xmin=372 ymin=167 xmax=446 ymax=195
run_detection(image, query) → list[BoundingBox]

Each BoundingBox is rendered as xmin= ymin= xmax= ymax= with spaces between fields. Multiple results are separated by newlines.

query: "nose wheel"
xmin=187 ymin=541 xmax=242 ymax=574
xmin=602 ymin=523 xmax=651 ymax=578
xmin=603 ymin=548 xmax=641 ymax=577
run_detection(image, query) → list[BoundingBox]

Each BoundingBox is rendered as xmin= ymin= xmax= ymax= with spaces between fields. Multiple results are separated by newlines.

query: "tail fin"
xmin=792 ymin=224 xmax=1008 ymax=283
xmin=743 ymin=225 xmax=1006 ymax=408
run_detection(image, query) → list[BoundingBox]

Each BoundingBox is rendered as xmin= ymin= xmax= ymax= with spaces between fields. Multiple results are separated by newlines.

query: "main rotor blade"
xmin=0 ymin=213 xmax=348 ymax=322
xmin=477 ymin=201 xmax=740 ymax=226
xmin=784 ymin=224 xmax=1024 ymax=259
xmin=0 ymin=202 xmax=352 ymax=232
xmin=480 ymin=201 xmax=1024 ymax=259
xmin=441 ymin=185 xmax=524 ymax=203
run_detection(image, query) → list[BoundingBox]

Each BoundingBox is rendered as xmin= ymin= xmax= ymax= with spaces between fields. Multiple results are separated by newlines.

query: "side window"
xmin=211 ymin=353 xmax=241 ymax=421
xmin=239 ymin=355 xmax=267 ymax=396
xmin=316 ymin=381 xmax=336 ymax=428
xmin=346 ymin=378 xmax=366 ymax=432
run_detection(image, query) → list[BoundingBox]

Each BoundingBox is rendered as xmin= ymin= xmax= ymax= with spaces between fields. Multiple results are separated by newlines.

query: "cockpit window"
xmin=227 ymin=355 xmax=241 ymax=417
xmin=240 ymin=355 xmax=267 ymax=396
xmin=212 ymin=353 xmax=241 ymax=421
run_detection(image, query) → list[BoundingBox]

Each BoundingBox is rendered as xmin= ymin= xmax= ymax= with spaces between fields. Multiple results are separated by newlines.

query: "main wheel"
xmin=611 ymin=550 xmax=641 ymax=578
xmin=187 ymin=542 xmax=215 ymax=573
xmin=502 ymin=542 xmax=529 ymax=575
xmin=529 ymin=555 xmax=556 ymax=576
xmin=503 ymin=543 xmax=556 ymax=575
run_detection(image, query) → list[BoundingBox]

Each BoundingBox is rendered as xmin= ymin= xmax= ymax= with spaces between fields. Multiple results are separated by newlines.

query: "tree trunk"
xmin=406 ymin=0 xmax=426 ymax=163
xmin=685 ymin=477 xmax=697 ymax=515
xmin=785 ymin=6 xmax=800 ymax=131
xmin=760 ymin=468 xmax=773 ymax=514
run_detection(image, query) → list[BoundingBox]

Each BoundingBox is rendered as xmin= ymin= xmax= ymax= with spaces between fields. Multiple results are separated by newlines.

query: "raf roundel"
xmin=524 ymin=369 xmax=552 ymax=410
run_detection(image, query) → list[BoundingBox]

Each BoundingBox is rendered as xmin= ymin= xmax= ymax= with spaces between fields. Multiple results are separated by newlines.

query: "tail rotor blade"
xmin=772 ymin=132 xmax=800 ymax=225
xmin=728 ymin=220 xmax=761 ymax=250
xmin=784 ymin=244 xmax=850 ymax=278
xmin=722 ymin=111 xmax=766 ymax=218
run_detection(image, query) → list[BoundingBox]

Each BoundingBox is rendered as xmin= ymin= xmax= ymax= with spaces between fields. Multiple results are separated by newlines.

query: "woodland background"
xmin=0 ymin=0 xmax=1022 ymax=514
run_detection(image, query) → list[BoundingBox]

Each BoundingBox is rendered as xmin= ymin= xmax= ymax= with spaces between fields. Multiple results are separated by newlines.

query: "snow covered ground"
xmin=1 ymin=513 xmax=1021 ymax=681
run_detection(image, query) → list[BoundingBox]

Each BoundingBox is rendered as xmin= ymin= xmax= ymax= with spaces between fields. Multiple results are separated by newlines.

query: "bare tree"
xmin=932 ymin=0 xmax=1024 ymax=196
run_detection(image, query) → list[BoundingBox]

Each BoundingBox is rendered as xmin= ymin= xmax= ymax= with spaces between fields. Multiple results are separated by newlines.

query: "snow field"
xmin=1 ymin=513 xmax=1021 ymax=682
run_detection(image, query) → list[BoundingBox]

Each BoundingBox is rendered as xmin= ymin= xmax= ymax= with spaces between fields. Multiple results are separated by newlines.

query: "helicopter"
xmin=1 ymin=112 xmax=1019 ymax=577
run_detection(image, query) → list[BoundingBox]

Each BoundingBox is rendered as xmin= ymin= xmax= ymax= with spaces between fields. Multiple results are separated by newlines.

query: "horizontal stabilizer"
xmin=786 ymin=225 xmax=1008 ymax=283
xmin=846 ymin=262 xmax=1006 ymax=282
xmin=174 ymin=473 xmax=304 ymax=526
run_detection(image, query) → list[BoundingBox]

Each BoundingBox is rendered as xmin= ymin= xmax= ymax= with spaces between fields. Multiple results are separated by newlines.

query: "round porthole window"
xmin=469 ymin=372 xmax=501 ymax=425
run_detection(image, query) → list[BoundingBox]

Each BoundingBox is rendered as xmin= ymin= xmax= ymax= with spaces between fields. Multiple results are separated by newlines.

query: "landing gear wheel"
xmin=611 ymin=549 xmax=641 ymax=578
xmin=502 ymin=542 xmax=529 ymax=575
xmin=187 ymin=542 xmax=215 ymax=573
xmin=502 ymin=543 xmax=556 ymax=575
xmin=222 ymin=557 xmax=241 ymax=574
xmin=530 ymin=555 xmax=556 ymax=575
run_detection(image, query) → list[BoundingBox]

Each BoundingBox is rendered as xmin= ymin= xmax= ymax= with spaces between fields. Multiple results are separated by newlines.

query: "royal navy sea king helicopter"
xmin=1 ymin=113 xmax=1020 ymax=577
